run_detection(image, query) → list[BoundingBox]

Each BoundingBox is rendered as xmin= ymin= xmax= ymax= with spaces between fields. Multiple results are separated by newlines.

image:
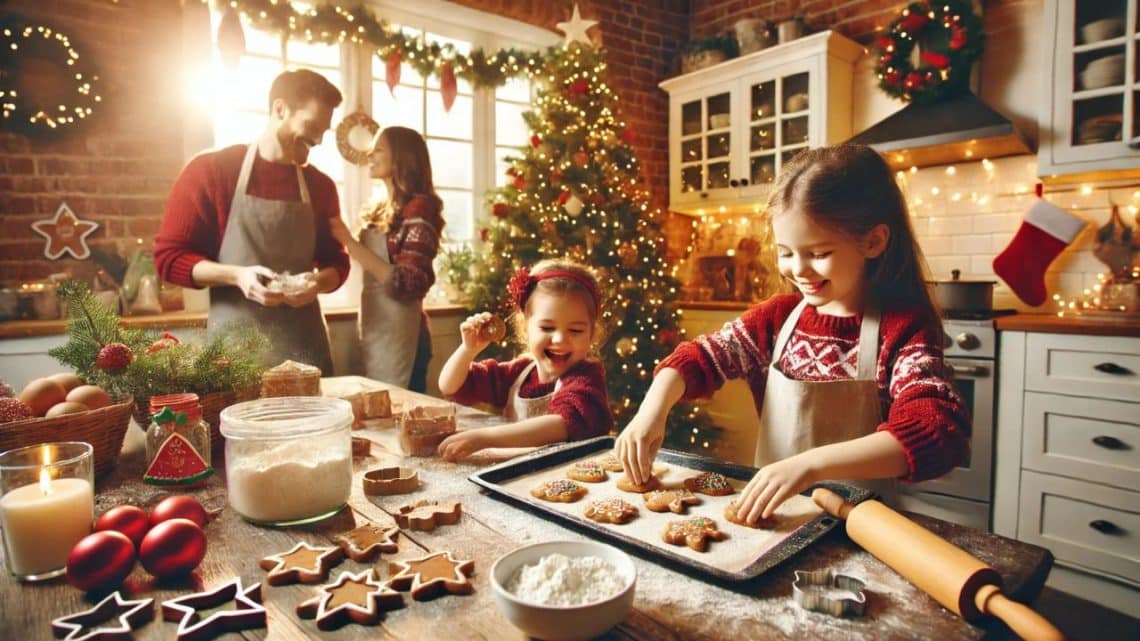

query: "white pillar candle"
xmin=0 ymin=472 xmax=93 ymax=577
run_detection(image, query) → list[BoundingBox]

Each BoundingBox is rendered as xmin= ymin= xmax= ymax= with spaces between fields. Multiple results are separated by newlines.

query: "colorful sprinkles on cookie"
xmin=584 ymin=497 xmax=639 ymax=524
xmin=684 ymin=471 xmax=735 ymax=495
xmin=567 ymin=460 xmax=607 ymax=482
xmin=530 ymin=479 xmax=587 ymax=502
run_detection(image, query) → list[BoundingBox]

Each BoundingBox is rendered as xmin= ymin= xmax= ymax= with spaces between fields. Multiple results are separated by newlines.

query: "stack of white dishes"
xmin=1079 ymin=53 xmax=1125 ymax=90
xmin=1076 ymin=113 xmax=1122 ymax=144
xmin=1080 ymin=18 xmax=1125 ymax=44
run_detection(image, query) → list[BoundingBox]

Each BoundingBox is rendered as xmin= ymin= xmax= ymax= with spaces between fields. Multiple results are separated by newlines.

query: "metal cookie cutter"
xmin=792 ymin=569 xmax=867 ymax=617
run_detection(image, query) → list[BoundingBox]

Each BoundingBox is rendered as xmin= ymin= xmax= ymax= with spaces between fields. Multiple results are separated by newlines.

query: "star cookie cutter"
xmin=394 ymin=500 xmax=462 ymax=530
xmin=161 ymin=579 xmax=266 ymax=641
xmin=52 ymin=591 xmax=154 ymax=641
xmin=792 ymin=569 xmax=867 ymax=618
xmin=362 ymin=466 xmax=420 ymax=495
xmin=260 ymin=542 xmax=345 ymax=585
xmin=297 ymin=569 xmax=404 ymax=630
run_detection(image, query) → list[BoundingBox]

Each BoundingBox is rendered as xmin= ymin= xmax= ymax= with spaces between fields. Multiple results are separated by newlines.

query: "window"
xmin=192 ymin=2 xmax=557 ymax=307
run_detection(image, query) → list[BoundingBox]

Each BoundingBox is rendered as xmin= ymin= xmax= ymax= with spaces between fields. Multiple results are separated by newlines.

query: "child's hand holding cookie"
xmin=459 ymin=312 xmax=505 ymax=352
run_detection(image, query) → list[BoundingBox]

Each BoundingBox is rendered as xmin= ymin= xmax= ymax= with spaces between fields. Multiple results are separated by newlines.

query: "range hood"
xmin=846 ymin=91 xmax=1031 ymax=170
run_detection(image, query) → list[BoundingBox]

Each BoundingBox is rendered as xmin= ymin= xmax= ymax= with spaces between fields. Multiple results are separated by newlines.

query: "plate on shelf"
xmin=1080 ymin=18 xmax=1125 ymax=44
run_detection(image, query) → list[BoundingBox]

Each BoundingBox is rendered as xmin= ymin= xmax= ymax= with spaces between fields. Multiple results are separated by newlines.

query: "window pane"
xmin=224 ymin=56 xmax=280 ymax=112
xmin=373 ymin=82 xmax=424 ymax=131
xmin=287 ymin=40 xmax=340 ymax=67
xmin=428 ymin=139 xmax=472 ymax=188
xmin=214 ymin=110 xmax=265 ymax=148
xmin=496 ymin=76 xmax=530 ymax=102
xmin=495 ymin=101 xmax=529 ymax=147
xmin=426 ymin=92 xmax=473 ymax=139
xmin=438 ymin=189 xmax=473 ymax=241
xmin=242 ymin=19 xmax=282 ymax=56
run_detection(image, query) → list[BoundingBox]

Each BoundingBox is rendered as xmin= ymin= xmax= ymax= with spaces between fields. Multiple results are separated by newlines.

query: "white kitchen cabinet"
xmin=1039 ymin=0 xmax=1140 ymax=176
xmin=660 ymin=31 xmax=861 ymax=214
xmin=994 ymin=330 xmax=1140 ymax=617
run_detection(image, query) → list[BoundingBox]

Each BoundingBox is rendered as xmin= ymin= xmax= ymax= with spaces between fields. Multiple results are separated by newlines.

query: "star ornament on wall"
xmin=557 ymin=3 xmax=598 ymax=48
xmin=32 ymin=202 xmax=99 ymax=260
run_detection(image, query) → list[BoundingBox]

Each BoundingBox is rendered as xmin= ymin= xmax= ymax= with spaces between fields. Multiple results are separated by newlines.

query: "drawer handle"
xmin=1092 ymin=435 xmax=1128 ymax=450
xmin=1089 ymin=520 xmax=1122 ymax=535
xmin=1093 ymin=362 xmax=1134 ymax=376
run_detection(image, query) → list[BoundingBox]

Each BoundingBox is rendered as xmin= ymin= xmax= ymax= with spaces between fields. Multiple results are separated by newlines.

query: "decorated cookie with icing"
xmin=662 ymin=517 xmax=728 ymax=552
xmin=530 ymin=479 xmax=588 ymax=503
xmin=394 ymin=500 xmax=462 ymax=531
xmin=583 ymin=497 xmax=639 ymax=524
xmin=683 ymin=471 xmax=735 ymax=496
xmin=260 ymin=542 xmax=345 ymax=585
xmin=642 ymin=488 xmax=701 ymax=514
xmin=296 ymin=570 xmax=403 ymax=630
xmin=615 ymin=474 xmax=661 ymax=493
xmin=724 ymin=500 xmax=778 ymax=529
xmin=387 ymin=551 xmax=475 ymax=601
xmin=593 ymin=452 xmax=624 ymax=472
xmin=333 ymin=524 xmax=400 ymax=562
xmin=566 ymin=460 xmax=607 ymax=483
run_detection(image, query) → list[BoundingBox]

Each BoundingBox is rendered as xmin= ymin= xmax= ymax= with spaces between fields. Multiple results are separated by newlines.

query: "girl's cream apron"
xmin=754 ymin=299 xmax=898 ymax=503
xmin=504 ymin=361 xmax=562 ymax=421
xmin=208 ymin=143 xmax=334 ymax=374
xmin=358 ymin=220 xmax=424 ymax=388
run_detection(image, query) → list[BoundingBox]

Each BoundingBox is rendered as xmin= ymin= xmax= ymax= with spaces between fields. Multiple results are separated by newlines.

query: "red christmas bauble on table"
xmin=94 ymin=505 xmax=151 ymax=548
xmin=139 ymin=518 xmax=206 ymax=579
xmin=67 ymin=531 xmax=136 ymax=592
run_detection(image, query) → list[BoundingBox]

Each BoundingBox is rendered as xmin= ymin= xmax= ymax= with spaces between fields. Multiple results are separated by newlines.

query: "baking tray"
xmin=469 ymin=435 xmax=871 ymax=583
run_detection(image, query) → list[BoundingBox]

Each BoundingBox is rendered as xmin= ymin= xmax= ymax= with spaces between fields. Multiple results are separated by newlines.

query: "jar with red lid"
xmin=144 ymin=393 xmax=213 ymax=486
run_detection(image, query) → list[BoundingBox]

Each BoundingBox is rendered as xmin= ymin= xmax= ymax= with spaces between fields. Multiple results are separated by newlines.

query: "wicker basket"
xmin=0 ymin=397 xmax=134 ymax=479
xmin=132 ymin=387 xmax=259 ymax=448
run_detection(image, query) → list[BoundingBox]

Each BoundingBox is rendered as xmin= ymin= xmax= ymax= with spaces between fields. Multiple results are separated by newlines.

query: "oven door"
xmin=904 ymin=357 xmax=994 ymax=501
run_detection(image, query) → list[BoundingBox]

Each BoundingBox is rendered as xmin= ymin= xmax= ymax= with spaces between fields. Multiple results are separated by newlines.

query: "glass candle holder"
xmin=0 ymin=442 xmax=94 ymax=580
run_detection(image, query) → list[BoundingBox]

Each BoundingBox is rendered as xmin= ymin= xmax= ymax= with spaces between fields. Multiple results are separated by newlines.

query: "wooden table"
xmin=0 ymin=376 xmax=1054 ymax=640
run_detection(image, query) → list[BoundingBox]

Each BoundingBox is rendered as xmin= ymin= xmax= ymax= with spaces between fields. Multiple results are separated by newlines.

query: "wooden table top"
xmin=0 ymin=376 xmax=1054 ymax=640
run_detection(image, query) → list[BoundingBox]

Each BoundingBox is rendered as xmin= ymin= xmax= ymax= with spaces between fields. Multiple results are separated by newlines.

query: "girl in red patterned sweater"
xmin=617 ymin=145 xmax=970 ymax=525
xmin=437 ymin=260 xmax=614 ymax=461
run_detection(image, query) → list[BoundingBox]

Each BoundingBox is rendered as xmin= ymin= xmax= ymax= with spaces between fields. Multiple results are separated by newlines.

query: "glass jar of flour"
xmin=219 ymin=397 xmax=352 ymax=526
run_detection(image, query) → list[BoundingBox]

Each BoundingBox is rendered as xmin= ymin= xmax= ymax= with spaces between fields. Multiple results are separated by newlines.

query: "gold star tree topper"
xmin=556 ymin=4 xmax=598 ymax=48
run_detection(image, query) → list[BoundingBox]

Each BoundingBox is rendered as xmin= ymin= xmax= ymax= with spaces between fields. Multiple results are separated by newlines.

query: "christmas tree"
xmin=465 ymin=24 xmax=717 ymax=452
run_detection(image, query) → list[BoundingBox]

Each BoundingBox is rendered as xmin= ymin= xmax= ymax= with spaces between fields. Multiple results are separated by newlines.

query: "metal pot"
xmin=927 ymin=269 xmax=995 ymax=313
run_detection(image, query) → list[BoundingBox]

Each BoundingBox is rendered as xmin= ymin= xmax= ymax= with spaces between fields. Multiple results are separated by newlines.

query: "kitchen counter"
xmin=995 ymin=313 xmax=1140 ymax=337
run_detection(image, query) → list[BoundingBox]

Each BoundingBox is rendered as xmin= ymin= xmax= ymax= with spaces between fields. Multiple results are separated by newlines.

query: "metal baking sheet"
xmin=469 ymin=435 xmax=872 ymax=582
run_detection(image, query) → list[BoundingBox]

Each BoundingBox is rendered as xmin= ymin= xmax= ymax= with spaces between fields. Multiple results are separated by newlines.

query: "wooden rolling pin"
xmin=812 ymin=488 xmax=1065 ymax=641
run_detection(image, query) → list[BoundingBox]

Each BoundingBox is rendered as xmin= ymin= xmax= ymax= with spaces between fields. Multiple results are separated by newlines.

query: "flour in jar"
xmin=506 ymin=553 xmax=626 ymax=606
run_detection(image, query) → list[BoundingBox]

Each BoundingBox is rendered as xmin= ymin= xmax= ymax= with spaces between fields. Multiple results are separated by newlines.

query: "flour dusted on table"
xmin=506 ymin=553 xmax=626 ymax=606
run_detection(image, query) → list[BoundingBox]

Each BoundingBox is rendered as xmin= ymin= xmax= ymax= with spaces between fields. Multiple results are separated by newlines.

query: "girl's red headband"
xmin=507 ymin=266 xmax=599 ymax=314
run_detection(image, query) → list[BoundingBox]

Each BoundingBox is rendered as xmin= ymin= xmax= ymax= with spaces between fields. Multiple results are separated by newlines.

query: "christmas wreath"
xmin=873 ymin=0 xmax=984 ymax=105
xmin=335 ymin=110 xmax=379 ymax=166
xmin=0 ymin=15 xmax=103 ymax=140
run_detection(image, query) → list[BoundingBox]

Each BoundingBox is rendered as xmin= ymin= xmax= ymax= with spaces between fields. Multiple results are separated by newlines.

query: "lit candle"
xmin=0 ymin=445 xmax=94 ymax=579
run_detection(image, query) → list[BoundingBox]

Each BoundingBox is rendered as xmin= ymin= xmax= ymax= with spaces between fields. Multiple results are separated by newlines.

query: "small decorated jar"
xmin=144 ymin=393 xmax=213 ymax=487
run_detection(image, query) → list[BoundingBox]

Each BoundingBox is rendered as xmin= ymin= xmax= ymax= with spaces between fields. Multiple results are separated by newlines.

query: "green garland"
xmin=873 ymin=0 xmax=984 ymax=105
xmin=217 ymin=0 xmax=554 ymax=87
xmin=0 ymin=15 xmax=103 ymax=139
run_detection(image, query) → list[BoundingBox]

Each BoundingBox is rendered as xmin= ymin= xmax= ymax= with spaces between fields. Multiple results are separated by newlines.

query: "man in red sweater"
xmin=154 ymin=69 xmax=350 ymax=374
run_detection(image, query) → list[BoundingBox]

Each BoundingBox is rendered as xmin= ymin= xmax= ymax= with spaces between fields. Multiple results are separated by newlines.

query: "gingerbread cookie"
xmin=616 ymin=474 xmax=662 ymax=493
xmin=296 ymin=570 xmax=404 ymax=630
xmin=724 ymin=500 xmax=778 ymax=529
xmin=529 ymin=479 xmax=588 ymax=503
xmin=363 ymin=466 xmax=420 ymax=495
xmin=642 ymin=488 xmax=701 ymax=514
xmin=593 ymin=452 xmax=625 ymax=472
xmin=566 ymin=460 xmax=607 ymax=483
xmin=478 ymin=316 xmax=507 ymax=343
xmin=583 ymin=498 xmax=639 ymax=524
xmin=395 ymin=500 xmax=462 ymax=530
xmin=352 ymin=436 xmax=372 ymax=457
xmin=387 ymin=551 xmax=475 ymax=601
xmin=260 ymin=542 xmax=344 ymax=585
xmin=663 ymin=517 xmax=729 ymax=552
xmin=683 ymin=471 xmax=736 ymax=496
xmin=334 ymin=524 xmax=400 ymax=562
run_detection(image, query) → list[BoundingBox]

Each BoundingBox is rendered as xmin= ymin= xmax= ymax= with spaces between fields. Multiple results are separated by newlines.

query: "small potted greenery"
xmin=439 ymin=244 xmax=477 ymax=304
xmin=681 ymin=34 xmax=739 ymax=73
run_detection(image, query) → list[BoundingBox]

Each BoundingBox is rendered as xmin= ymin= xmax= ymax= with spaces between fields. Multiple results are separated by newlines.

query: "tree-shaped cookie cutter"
xmin=792 ymin=569 xmax=867 ymax=617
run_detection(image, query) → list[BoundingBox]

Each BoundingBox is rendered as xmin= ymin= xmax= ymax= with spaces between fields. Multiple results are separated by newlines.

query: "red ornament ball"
xmin=95 ymin=343 xmax=132 ymax=372
xmin=530 ymin=134 xmax=541 ymax=147
xmin=149 ymin=495 xmax=207 ymax=528
xmin=94 ymin=505 xmax=151 ymax=548
xmin=573 ymin=150 xmax=589 ymax=167
xmin=513 ymin=175 xmax=527 ymax=190
xmin=620 ymin=126 xmax=637 ymax=144
xmin=492 ymin=202 xmax=510 ymax=219
xmin=569 ymin=78 xmax=589 ymax=95
xmin=550 ymin=169 xmax=563 ymax=183
xmin=139 ymin=518 xmax=206 ymax=579
xmin=67 ymin=531 xmax=136 ymax=592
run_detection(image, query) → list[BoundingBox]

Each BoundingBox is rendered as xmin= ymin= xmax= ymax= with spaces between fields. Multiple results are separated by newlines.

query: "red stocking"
xmin=992 ymin=200 xmax=1086 ymax=306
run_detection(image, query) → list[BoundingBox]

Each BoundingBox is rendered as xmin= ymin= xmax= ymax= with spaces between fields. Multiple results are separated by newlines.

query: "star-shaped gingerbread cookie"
xmin=334 ymin=523 xmax=400 ymax=562
xmin=260 ymin=542 xmax=345 ymax=585
xmin=161 ymin=580 xmax=266 ymax=641
xmin=394 ymin=500 xmax=463 ymax=530
xmin=387 ymin=551 xmax=475 ymax=601
xmin=296 ymin=569 xmax=404 ymax=630
xmin=683 ymin=471 xmax=736 ymax=496
xmin=663 ymin=516 xmax=729 ymax=552
xmin=642 ymin=488 xmax=702 ymax=514
xmin=52 ymin=591 xmax=154 ymax=641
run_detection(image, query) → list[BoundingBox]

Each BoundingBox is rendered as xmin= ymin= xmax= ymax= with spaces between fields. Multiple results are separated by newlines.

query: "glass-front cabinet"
xmin=661 ymin=31 xmax=861 ymax=213
xmin=1040 ymin=0 xmax=1140 ymax=176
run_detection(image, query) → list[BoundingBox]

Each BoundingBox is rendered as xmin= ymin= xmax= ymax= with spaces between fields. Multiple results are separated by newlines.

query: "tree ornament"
xmin=492 ymin=202 xmax=509 ymax=219
xmin=530 ymin=134 xmax=542 ymax=147
xmin=556 ymin=4 xmax=599 ymax=48
xmin=620 ymin=126 xmax=637 ymax=144
xmin=66 ymin=531 xmax=136 ymax=592
xmin=385 ymin=50 xmax=401 ymax=94
xmin=573 ymin=149 xmax=589 ymax=166
xmin=542 ymin=220 xmax=557 ymax=235
xmin=512 ymin=175 xmax=527 ymax=190
xmin=615 ymin=336 xmax=635 ymax=355
xmin=0 ymin=16 xmax=102 ymax=140
xmin=479 ymin=228 xmax=490 ymax=242
xmin=32 ymin=203 xmax=98 ymax=260
xmin=873 ymin=0 xmax=984 ymax=104
xmin=618 ymin=241 xmax=638 ymax=267
xmin=335 ymin=110 xmax=379 ymax=166
xmin=590 ymin=192 xmax=607 ymax=206
xmin=657 ymin=328 xmax=680 ymax=346
xmin=563 ymin=194 xmax=584 ymax=217
xmin=96 ymin=343 xmax=133 ymax=372
xmin=569 ymin=78 xmax=589 ymax=96
xmin=439 ymin=62 xmax=457 ymax=112
xmin=557 ymin=190 xmax=572 ymax=205
xmin=550 ymin=169 xmax=563 ymax=183
xmin=216 ymin=6 xmax=246 ymax=69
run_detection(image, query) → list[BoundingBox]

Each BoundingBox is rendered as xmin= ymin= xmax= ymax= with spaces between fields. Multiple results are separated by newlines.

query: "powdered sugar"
xmin=505 ymin=553 xmax=626 ymax=606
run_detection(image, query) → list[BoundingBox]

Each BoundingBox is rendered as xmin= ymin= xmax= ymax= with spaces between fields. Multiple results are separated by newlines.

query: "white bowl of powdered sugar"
xmin=491 ymin=540 xmax=637 ymax=641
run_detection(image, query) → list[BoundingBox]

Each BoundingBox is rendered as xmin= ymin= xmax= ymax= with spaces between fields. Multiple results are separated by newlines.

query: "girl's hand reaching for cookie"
xmin=438 ymin=430 xmax=488 ymax=462
xmin=735 ymin=452 xmax=819 ymax=524
xmin=458 ymin=312 xmax=498 ymax=352
xmin=615 ymin=411 xmax=666 ymax=486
